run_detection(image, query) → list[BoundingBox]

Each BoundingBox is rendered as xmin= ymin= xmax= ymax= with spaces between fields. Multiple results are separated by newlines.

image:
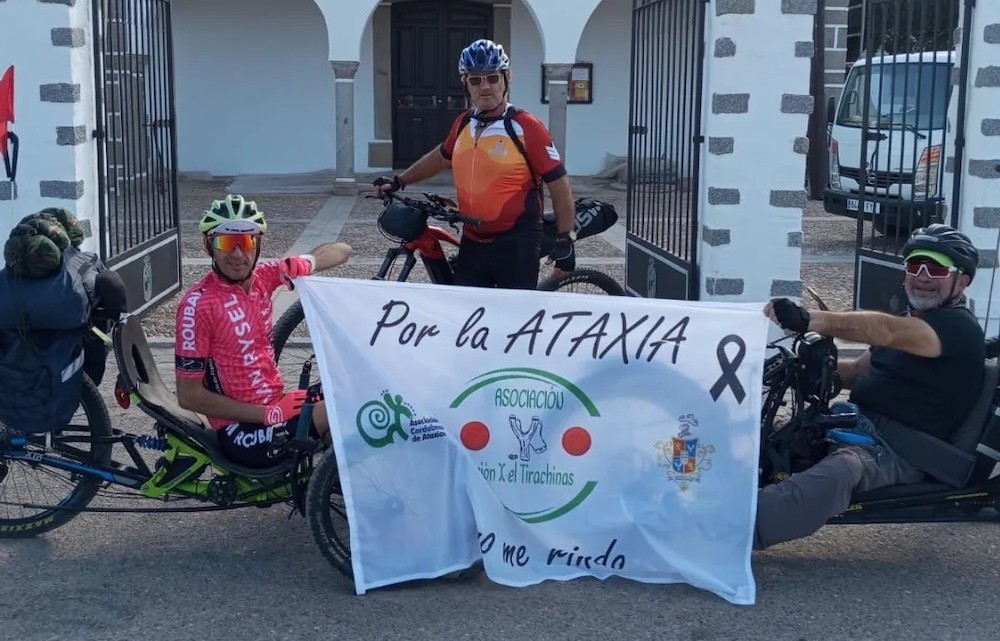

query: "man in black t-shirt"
xmin=755 ymin=223 xmax=984 ymax=549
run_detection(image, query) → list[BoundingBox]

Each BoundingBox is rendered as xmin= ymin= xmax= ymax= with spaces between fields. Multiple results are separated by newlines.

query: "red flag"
xmin=0 ymin=65 xmax=13 ymax=160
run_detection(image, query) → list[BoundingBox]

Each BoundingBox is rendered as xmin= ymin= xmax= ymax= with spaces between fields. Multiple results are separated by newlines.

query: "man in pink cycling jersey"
xmin=174 ymin=194 xmax=351 ymax=468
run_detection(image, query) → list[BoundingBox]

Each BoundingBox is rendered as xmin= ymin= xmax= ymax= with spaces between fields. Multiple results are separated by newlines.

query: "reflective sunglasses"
xmin=466 ymin=74 xmax=502 ymax=86
xmin=210 ymin=233 xmax=259 ymax=253
xmin=904 ymin=258 xmax=957 ymax=279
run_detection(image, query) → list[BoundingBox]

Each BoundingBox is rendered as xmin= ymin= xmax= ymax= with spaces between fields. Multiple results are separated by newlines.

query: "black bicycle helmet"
xmin=902 ymin=223 xmax=979 ymax=282
xmin=378 ymin=202 xmax=427 ymax=243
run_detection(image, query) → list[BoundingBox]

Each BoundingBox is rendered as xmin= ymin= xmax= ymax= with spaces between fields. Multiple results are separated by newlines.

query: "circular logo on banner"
xmin=142 ymin=254 xmax=153 ymax=303
xmin=451 ymin=368 xmax=600 ymax=523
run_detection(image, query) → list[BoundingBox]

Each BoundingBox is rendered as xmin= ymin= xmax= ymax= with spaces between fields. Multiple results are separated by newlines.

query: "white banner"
xmin=296 ymin=276 xmax=768 ymax=605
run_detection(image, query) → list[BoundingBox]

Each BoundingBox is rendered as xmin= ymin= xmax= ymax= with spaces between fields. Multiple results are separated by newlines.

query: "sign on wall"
xmin=297 ymin=277 xmax=769 ymax=605
xmin=0 ymin=65 xmax=16 ymax=197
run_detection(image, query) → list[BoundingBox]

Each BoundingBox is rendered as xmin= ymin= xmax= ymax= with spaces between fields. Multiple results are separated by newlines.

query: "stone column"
xmin=697 ymin=0 xmax=816 ymax=304
xmin=943 ymin=4 xmax=1000 ymax=332
xmin=543 ymin=63 xmax=572 ymax=163
xmin=823 ymin=0 xmax=850 ymax=103
xmin=331 ymin=60 xmax=360 ymax=196
xmin=0 ymin=0 xmax=98 ymax=255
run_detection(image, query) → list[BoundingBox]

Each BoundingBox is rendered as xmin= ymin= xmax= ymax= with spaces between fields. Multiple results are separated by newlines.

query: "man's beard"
xmin=904 ymin=281 xmax=951 ymax=311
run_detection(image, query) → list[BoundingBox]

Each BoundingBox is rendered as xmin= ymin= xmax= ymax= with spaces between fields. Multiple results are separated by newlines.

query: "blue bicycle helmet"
xmin=458 ymin=39 xmax=511 ymax=75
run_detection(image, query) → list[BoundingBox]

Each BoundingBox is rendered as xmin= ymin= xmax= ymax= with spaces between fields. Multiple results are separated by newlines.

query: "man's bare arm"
xmin=808 ymin=310 xmax=943 ymax=358
xmin=308 ymin=242 xmax=352 ymax=272
xmin=176 ymin=376 xmax=267 ymax=424
xmin=546 ymin=175 xmax=575 ymax=234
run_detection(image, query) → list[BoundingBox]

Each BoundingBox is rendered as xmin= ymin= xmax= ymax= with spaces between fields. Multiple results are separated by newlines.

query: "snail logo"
xmin=450 ymin=367 xmax=599 ymax=524
xmin=355 ymin=391 xmax=445 ymax=448
xmin=655 ymin=413 xmax=715 ymax=491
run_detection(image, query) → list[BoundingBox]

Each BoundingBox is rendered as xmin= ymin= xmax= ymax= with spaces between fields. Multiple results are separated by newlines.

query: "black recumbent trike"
xmin=760 ymin=329 xmax=1000 ymax=524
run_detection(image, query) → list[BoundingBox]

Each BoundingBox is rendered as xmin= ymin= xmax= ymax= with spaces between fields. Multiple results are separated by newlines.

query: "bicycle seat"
xmin=112 ymin=315 xmax=292 ymax=479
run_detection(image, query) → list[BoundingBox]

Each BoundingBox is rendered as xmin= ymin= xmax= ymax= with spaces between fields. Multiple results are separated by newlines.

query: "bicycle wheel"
xmin=538 ymin=268 xmax=625 ymax=296
xmin=305 ymin=449 xmax=353 ymax=578
xmin=0 ymin=375 xmax=113 ymax=538
xmin=272 ymin=300 xmax=320 ymax=391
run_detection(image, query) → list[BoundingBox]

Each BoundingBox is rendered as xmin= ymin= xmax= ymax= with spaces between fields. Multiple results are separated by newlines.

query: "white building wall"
xmin=171 ymin=0 xmax=336 ymax=177
xmin=944 ymin=1 xmax=1000 ymax=334
xmin=567 ymin=0 xmax=631 ymax=175
xmin=170 ymin=0 xmax=631 ymax=178
xmin=508 ymin=0 xmax=545 ymax=120
xmin=0 ymin=0 xmax=99 ymax=263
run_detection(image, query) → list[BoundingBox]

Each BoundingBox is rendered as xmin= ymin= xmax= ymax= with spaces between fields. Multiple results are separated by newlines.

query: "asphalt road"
xmin=2 ymin=499 xmax=999 ymax=641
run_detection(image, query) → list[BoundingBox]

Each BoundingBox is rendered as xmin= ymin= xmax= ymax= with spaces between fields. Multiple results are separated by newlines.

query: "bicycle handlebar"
xmin=367 ymin=190 xmax=483 ymax=227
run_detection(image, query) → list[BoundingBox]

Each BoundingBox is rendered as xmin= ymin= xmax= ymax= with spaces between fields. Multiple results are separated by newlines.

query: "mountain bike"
xmin=272 ymin=190 xmax=624 ymax=353
xmin=271 ymin=190 xmax=626 ymax=394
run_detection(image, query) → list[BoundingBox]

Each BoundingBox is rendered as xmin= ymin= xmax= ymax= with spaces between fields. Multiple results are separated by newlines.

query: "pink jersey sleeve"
xmin=174 ymin=288 xmax=213 ymax=379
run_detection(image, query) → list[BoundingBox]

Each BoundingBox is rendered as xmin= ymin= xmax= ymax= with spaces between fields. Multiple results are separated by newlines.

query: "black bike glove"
xmin=547 ymin=232 xmax=576 ymax=272
xmin=772 ymin=298 xmax=811 ymax=334
xmin=373 ymin=175 xmax=404 ymax=193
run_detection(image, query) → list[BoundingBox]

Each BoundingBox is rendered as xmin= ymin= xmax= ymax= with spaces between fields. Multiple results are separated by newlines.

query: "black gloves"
xmin=373 ymin=175 xmax=404 ymax=193
xmin=547 ymin=231 xmax=575 ymax=272
xmin=771 ymin=298 xmax=811 ymax=334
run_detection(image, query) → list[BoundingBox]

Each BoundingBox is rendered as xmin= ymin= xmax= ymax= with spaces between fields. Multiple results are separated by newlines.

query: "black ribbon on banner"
xmin=709 ymin=334 xmax=746 ymax=404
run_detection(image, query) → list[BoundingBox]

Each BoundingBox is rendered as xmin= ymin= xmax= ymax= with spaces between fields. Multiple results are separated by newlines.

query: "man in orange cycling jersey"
xmin=174 ymin=194 xmax=352 ymax=468
xmin=374 ymin=38 xmax=577 ymax=289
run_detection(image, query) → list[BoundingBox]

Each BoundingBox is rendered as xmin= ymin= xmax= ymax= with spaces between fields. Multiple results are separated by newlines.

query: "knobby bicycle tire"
xmin=272 ymin=300 xmax=305 ymax=361
xmin=305 ymin=450 xmax=353 ymax=579
xmin=537 ymin=268 xmax=625 ymax=296
xmin=0 ymin=375 xmax=113 ymax=538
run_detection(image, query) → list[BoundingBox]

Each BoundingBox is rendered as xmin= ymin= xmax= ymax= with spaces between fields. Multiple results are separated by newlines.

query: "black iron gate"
xmin=624 ymin=0 xmax=706 ymax=300
xmin=846 ymin=0 xmax=971 ymax=313
xmin=92 ymin=0 xmax=181 ymax=315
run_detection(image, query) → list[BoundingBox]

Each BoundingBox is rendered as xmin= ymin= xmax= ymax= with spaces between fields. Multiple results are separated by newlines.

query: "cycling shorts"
xmin=218 ymin=418 xmax=317 ymax=468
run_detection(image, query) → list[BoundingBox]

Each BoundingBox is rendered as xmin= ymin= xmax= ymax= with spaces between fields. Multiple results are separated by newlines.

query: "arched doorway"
xmin=391 ymin=1 xmax=493 ymax=168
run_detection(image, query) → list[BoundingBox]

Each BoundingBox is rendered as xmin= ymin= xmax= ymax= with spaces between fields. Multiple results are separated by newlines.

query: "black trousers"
xmin=452 ymin=229 xmax=541 ymax=290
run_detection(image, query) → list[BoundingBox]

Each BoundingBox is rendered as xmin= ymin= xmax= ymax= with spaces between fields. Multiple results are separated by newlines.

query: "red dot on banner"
xmin=460 ymin=421 xmax=490 ymax=450
xmin=562 ymin=427 xmax=591 ymax=456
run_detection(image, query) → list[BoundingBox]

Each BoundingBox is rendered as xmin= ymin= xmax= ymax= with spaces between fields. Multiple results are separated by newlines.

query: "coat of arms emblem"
xmin=656 ymin=413 xmax=715 ymax=491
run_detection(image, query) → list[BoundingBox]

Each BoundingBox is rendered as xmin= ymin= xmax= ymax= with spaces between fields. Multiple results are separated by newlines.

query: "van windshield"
xmin=836 ymin=60 xmax=952 ymax=131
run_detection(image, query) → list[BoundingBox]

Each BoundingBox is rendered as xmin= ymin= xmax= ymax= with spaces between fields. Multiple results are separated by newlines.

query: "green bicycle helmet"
xmin=198 ymin=194 xmax=268 ymax=235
